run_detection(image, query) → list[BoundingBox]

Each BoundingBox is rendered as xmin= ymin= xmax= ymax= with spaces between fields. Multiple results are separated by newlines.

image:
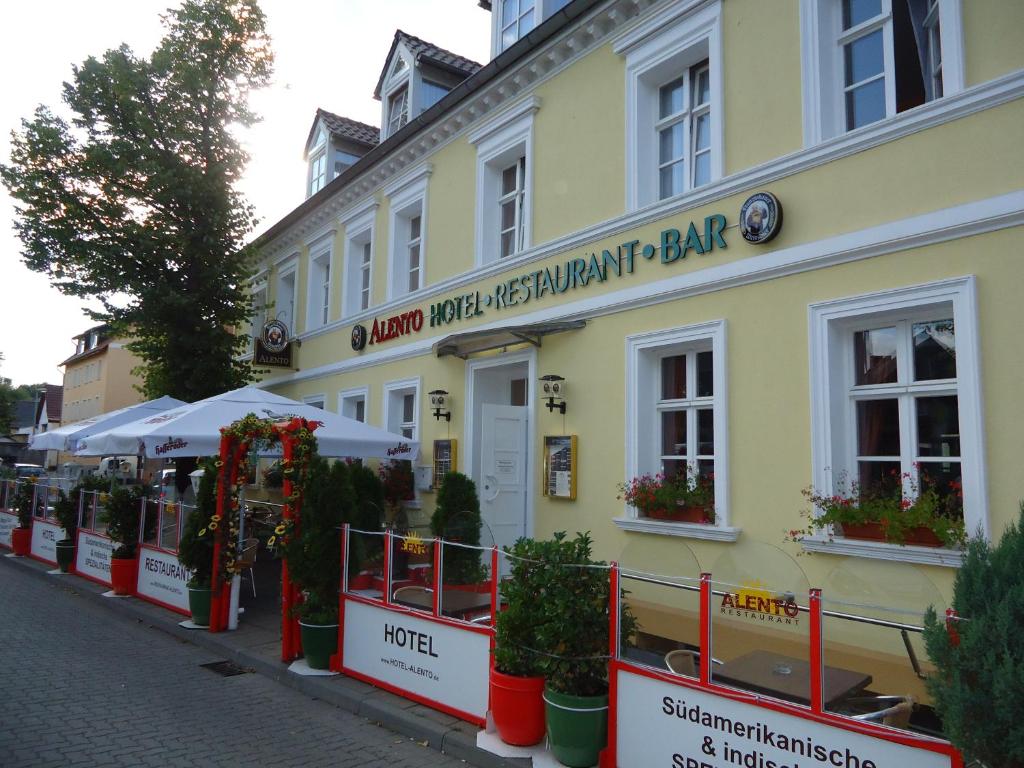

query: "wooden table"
xmin=393 ymin=588 xmax=493 ymax=620
xmin=713 ymin=650 xmax=872 ymax=707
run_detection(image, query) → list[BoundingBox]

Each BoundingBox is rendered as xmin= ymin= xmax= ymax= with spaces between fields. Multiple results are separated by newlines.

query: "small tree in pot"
xmin=51 ymin=476 xmax=105 ymax=573
xmin=10 ymin=480 xmax=36 ymax=556
xmin=101 ymin=485 xmax=151 ymax=595
xmin=347 ymin=461 xmax=385 ymax=587
xmin=176 ymin=461 xmax=216 ymax=625
xmin=431 ymin=472 xmax=487 ymax=587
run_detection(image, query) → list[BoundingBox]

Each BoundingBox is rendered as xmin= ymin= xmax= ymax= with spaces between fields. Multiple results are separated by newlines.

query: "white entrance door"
xmin=479 ymin=404 xmax=529 ymax=553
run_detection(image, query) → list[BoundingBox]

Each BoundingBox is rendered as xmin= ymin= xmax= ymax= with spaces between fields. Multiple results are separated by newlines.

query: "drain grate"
xmin=200 ymin=660 xmax=251 ymax=677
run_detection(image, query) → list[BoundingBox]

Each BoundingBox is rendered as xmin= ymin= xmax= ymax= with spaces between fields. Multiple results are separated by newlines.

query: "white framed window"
xmin=386 ymin=85 xmax=409 ymax=138
xmin=339 ymin=387 xmax=368 ymax=423
xmin=246 ymin=281 xmax=268 ymax=353
xmin=384 ymin=378 xmax=420 ymax=442
xmin=619 ymin=319 xmax=735 ymax=541
xmin=385 ymin=166 xmax=431 ymax=300
xmin=616 ymin=2 xmax=723 ymax=210
xmin=341 ymin=202 xmax=378 ymax=317
xmin=274 ymin=258 xmax=298 ymax=336
xmin=308 ymin=126 xmax=328 ymax=197
xmin=491 ymin=0 xmax=569 ymax=56
xmin=302 ymin=394 xmax=326 ymax=411
xmin=808 ymin=276 xmax=985 ymax=564
xmin=470 ymin=97 xmax=539 ymax=266
xmin=305 ymin=238 xmax=333 ymax=331
xmin=800 ymin=0 xmax=964 ymax=144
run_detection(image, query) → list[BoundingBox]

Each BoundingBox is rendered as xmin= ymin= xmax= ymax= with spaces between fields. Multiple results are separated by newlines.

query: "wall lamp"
xmin=429 ymin=389 xmax=451 ymax=422
xmin=540 ymin=374 xmax=567 ymax=414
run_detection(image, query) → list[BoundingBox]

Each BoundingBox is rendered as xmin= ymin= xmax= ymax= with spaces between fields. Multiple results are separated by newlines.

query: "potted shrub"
xmin=430 ymin=471 xmax=488 ymax=589
xmin=101 ymin=484 xmax=151 ymax=595
xmin=10 ymin=480 xmax=35 ymax=556
xmin=345 ymin=461 xmax=385 ymax=589
xmin=491 ymin=536 xmax=548 ymax=746
xmin=922 ymin=504 xmax=1024 ymax=768
xmin=176 ymin=461 xmax=216 ymax=626
xmin=534 ymin=531 xmax=636 ymax=768
xmin=617 ymin=469 xmax=715 ymax=523
xmin=51 ymin=476 xmax=105 ymax=573
xmin=789 ymin=472 xmax=966 ymax=548
xmin=280 ymin=456 xmax=353 ymax=669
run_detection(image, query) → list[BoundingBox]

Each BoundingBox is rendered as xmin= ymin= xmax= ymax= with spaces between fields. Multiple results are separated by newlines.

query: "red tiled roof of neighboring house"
xmin=59 ymin=341 xmax=111 ymax=367
xmin=44 ymin=384 xmax=63 ymax=424
xmin=311 ymin=109 xmax=380 ymax=150
xmin=374 ymin=30 xmax=483 ymax=99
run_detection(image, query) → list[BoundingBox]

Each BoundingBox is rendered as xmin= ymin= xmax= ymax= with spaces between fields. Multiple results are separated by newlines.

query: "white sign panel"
xmin=136 ymin=547 xmax=191 ymax=612
xmin=616 ymin=669 xmax=952 ymax=768
xmin=31 ymin=520 xmax=65 ymax=564
xmin=343 ymin=599 xmax=490 ymax=720
xmin=76 ymin=531 xmax=114 ymax=585
xmin=0 ymin=511 xmax=16 ymax=548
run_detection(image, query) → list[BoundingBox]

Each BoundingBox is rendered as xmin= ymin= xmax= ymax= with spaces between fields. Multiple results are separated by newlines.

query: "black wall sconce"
xmin=429 ymin=389 xmax=451 ymax=422
xmin=540 ymin=374 xmax=567 ymax=414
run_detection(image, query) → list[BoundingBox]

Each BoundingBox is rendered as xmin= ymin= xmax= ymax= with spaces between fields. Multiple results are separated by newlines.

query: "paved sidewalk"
xmin=0 ymin=552 xmax=529 ymax=768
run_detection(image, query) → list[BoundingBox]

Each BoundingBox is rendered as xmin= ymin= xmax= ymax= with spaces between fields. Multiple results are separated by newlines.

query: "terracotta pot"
xmin=643 ymin=508 xmax=669 ymax=520
xmin=668 ymin=505 xmax=712 ymax=524
xmin=901 ymin=526 xmax=944 ymax=547
xmin=11 ymin=526 xmax=31 ymax=556
xmin=837 ymin=521 xmax=887 ymax=541
xmin=110 ymin=556 xmax=138 ymax=596
xmin=490 ymin=669 xmax=545 ymax=746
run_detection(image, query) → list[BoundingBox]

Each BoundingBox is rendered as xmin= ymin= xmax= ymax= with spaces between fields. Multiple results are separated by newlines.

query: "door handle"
xmin=482 ymin=475 xmax=500 ymax=501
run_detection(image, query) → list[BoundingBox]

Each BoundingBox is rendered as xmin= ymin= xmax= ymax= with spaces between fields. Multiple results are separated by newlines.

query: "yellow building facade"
xmin=251 ymin=0 xmax=1024 ymax=719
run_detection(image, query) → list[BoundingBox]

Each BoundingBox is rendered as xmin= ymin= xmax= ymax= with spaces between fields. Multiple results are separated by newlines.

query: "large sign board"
xmin=615 ymin=668 xmax=954 ymax=768
xmin=31 ymin=520 xmax=64 ymax=564
xmin=136 ymin=546 xmax=191 ymax=614
xmin=76 ymin=531 xmax=114 ymax=585
xmin=0 ymin=511 xmax=15 ymax=548
xmin=342 ymin=599 xmax=490 ymax=722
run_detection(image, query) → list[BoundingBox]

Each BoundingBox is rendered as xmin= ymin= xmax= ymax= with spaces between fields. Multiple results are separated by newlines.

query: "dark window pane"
xmin=410 ymin=215 xmax=421 ymax=240
xmin=843 ymin=0 xmax=881 ymax=29
xmin=854 ymin=326 xmax=897 ymax=385
xmin=697 ymin=459 xmax=715 ymax=483
xmin=697 ymin=408 xmax=714 ymax=455
xmin=857 ymin=399 xmax=900 ymax=456
xmin=697 ymin=351 xmax=713 ymax=397
xmin=354 ymin=400 xmax=365 ymax=422
xmin=858 ymin=460 xmax=901 ymax=498
xmin=402 ymin=393 xmax=415 ymax=423
xmin=500 ymin=231 xmax=514 ymax=258
xmin=501 ymin=199 xmax=516 ymax=230
xmin=917 ymin=396 xmax=960 ymax=457
xmin=913 ymin=320 xmax=956 ymax=380
xmin=846 ymin=77 xmax=886 ymax=130
xmin=661 ymin=411 xmax=686 ymax=456
xmin=662 ymin=459 xmax=686 ymax=481
xmin=918 ymin=462 xmax=963 ymax=519
xmin=661 ymin=355 xmax=686 ymax=400
xmin=502 ymin=165 xmax=518 ymax=195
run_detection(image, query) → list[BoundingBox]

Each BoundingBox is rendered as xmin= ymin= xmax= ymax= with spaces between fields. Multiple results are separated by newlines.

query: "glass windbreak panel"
xmin=858 ymin=460 xmax=902 ymax=499
xmin=659 ymin=77 xmax=685 ymax=119
xmin=696 ymin=350 xmax=713 ymax=396
xmin=439 ymin=539 xmax=492 ymax=623
xmin=619 ymin=571 xmax=702 ymax=676
xmin=856 ymin=398 xmax=900 ymax=455
xmin=916 ymin=396 xmax=960 ymax=456
xmin=711 ymin=578 xmax=809 ymax=705
xmin=697 ymin=408 xmax=714 ymax=455
xmin=159 ymin=500 xmax=181 ymax=551
xmin=913 ymin=319 xmax=955 ymax=380
xmin=391 ymin=531 xmax=436 ymax=615
xmin=661 ymin=410 xmax=686 ymax=456
xmin=822 ymin=593 xmax=937 ymax=735
xmin=843 ymin=0 xmax=881 ymax=29
xmin=661 ymin=354 xmax=686 ymax=400
xmin=142 ymin=499 xmax=160 ymax=546
xmin=347 ymin=529 xmax=385 ymax=597
xmin=854 ymin=326 xmax=897 ymax=384
xmin=81 ymin=491 xmax=103 ymax=532
xmin=0 ymin=479 xmax=11 ymax=511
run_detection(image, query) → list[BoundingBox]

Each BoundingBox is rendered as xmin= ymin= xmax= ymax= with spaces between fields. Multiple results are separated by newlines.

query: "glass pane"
xmin=694 ymin=67 xmax=710 ymax=106
xmin=694 ymin=112 xmax=710 ymax=151
xmin=354 ymin=400 xmax=365 ymax=422
xmin=501 ymin=25 xmax=518 ymax=50
xmin=918 ymin=462 xmax=963 ymax=520
xmin=697 ymin=408 xmax=714 ymax=455
xmin=500 ymin=231 xmax=514 ymax=258
xmin=501 ymin=164 xmax=518 ymax=195
xmin=409 ymin=243 xmax=420 ymax=271
xmin=402 ymin=393 xmax=415 ymax=423
xmin=846 ymin=77 xmax=886 ymax=130
xmin=409 ymin=215 xmax=421 ymax=240
xmin=854 ymin=326 xmax=897 ymax=385
xmin=916 ymin=396 xmax=959 ymax=457
xmin=361 ymin=267 xmax=370 ymax=291
xmin=697 ymin=459 xmax=714 ymax=483
xmin=843 ymin=0 xmax=881 ymax=30
xmin=619 ymin=572 xmax=702 ymax=675
xmin=858 ymin=460 xmax=902 ymax=498
xmin=661 ymin=354 xmax=686 ymax=400
xmin=661 ymin=410 xmax=686 ymax=456
xmin=661 ymin=458 xmax=686 ymax=481
xmin=696 ymin=350 xmax=713 ymax=397
xmin=694 ymin=152 xmax=710 ymax=188
xmin=501 ymin=199 xmax=516 ymax=230
xmin=845 ymin=30 xmax=884 ymax=86
xmin=659 ymin=161 xmax=684 ymax=200
xmin=913 ymin=320 xmax=955 ymax=380
xmin=519 ymin=9 xmax=534 ymax=35
xmin=659 ymin=77 xmax=685 ymax=118
xmin=502 ymin=0 xmax=516 ymax=26
xmin=659 ymin=123 xmax=684 ymax=164
xmin=856 ymin=399 xmax=900 ymax=456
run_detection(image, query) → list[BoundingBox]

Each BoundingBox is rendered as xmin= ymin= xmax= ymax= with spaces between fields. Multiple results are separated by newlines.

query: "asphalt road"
xmin=0 ymin=557 xmax=467 ymax=767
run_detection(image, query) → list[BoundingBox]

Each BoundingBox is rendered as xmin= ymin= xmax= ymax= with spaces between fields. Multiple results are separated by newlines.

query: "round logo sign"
xmin=261 ymin=319 xmax=289 ymax=354
xmin=351 ymin=324 xmax=368 ymax=352
xmin=740 ymin=192 xmax=783 ymax=244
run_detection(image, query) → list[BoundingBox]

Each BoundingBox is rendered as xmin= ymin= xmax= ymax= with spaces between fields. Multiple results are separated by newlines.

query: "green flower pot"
xmin=543 ymin=686 xmax=608 ymax=767
xmin=299 ymin=621 xmax=339 ymax=670
xmin=55 ymin=539 xmax=76 ymax=573
xmin=188 ymin=586 xmax=212 ymax=627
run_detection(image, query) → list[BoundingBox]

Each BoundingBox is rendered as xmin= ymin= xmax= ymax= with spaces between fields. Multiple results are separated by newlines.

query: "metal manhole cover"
xmin=200 ymin=660 xmax=251 ymax=677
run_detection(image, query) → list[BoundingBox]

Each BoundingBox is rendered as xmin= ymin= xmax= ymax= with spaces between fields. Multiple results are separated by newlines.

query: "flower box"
xmin=840 ymin=521 xmax=944 ymax=547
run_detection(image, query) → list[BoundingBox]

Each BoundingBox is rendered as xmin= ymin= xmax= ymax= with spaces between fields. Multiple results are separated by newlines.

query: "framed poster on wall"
xmin=433 ymin=439 xmax=457 ymax=489
xmin=543 ymin=435 xmax=577 ymax=500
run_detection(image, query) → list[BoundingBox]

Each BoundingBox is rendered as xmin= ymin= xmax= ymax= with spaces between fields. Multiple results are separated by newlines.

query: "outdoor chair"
xmin=393 ymin=585 xmax=434 ymax=600
xmin=664 ymin=648 xmax=723 ymax=677
xmin=845 ymin=695 xmax=916 ymax=728
xmin=238 ymin=537 xmax=259 ymax=597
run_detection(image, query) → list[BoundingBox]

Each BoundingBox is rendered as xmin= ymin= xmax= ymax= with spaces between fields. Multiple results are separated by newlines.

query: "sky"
xmin=0 ymin=0 xmax=491 ymax=387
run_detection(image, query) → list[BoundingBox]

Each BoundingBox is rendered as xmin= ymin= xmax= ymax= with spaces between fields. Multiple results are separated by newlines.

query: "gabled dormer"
xmin=374 ymin=30 xmax=482 ymax=141
xmin=479 ymin=0 xmax=571 ymax=59
xmin=303 ymin=109 xmax=380 ymax=199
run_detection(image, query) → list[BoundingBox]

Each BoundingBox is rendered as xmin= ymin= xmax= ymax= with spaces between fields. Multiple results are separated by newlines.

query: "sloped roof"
xmin=43 ymin=384 xmax=63 ymax=424
xmin=60 ymin=340 xmax=111 ymax=367
xmin=304 ymin=109 xmax=380 ymax=158
xmin=13 ymin=401 xmax=36 ymax=430
xmin=374 ymin=30 xmax=483 ymax=99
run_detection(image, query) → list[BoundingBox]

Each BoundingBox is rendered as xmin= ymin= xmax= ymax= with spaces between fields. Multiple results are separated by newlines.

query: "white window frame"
xmin=383 ymin=378 xmax=420 ymax=443
xmin=274 ymin=257 xmax=299 ymax=336
xmin=807 ymin=276 xmax=985 ymax=565
xmin=618 ymin=319 xmax=736 ymax=542
xmin=385 ymin=166 xmax=432 ymax=301
xmin=799 ymin=0 xmax=965 ymax=146
xmin=339 ymin=387 xmax=369 ymax=423
xmin=305 ymin=233 xmax=334 ymax=331
xmin=381 ymin=48 xmax=413 ymax=140
xmin=341 ymin=201 xmax=378 ymax=318
xmin=498 ymin=157 xmax=527 ymax=259
xmin=470 ymin=97 xmax=540 ymax=267
xmin=307 ymin=126 xmax=328 ymax=197
xmin=490 ymin=0 xmax=570 ymax=57
xmin=616 ymin=1 xmax=723 ymax=211
xmin=246 ymin=280 xmax=268 ymax=354
xmin=302 ymin=394 xmax=327 ymax=411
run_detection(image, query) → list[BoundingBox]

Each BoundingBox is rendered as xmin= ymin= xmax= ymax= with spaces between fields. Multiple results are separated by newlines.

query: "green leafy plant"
xmin=431 ymin=472 xmax=487 ymax=585
xmin=617 ymin=468 xmax=715 ymax=522
xmin=52 ymin=476 xmax=106 ymax=541
xmin=347 ymin=461 xmax=385 ymax=574
xmin=177 ymin=461 xmax=217 ymax=588
xmin=788 ymin=471 xmax=965 ymax=547
xmin=101 ymin=485 xmax=152 ymax=559
xmin=494 ymin=537 xmax=549 ymax=678
xmin=13 ymin=480 xmax=36 ymax=529
xmin=923 ymin=505 xmax=1024 ymax=766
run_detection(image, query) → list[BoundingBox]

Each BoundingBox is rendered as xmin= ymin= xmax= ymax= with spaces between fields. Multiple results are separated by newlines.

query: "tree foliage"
xmin=0 ymin=1 xmax=273 ymax=401
xmin=923 ymin=506 xmax=1024 ymax=767
xmin=177 ymin=460 xmax=217 ymax=587
xmin=431 ymin=471 xmax=487 ymax=585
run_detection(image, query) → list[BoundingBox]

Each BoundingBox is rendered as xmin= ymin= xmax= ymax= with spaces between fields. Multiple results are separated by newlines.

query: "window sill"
xmin=800 ymin=537 xmax=965 ymax=567
xmin=613 ymin=516 xmax=740 ymax=542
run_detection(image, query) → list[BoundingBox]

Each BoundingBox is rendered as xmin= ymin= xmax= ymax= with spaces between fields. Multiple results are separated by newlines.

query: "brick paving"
xmin=0 ymin=560 xmax=467 ymax=767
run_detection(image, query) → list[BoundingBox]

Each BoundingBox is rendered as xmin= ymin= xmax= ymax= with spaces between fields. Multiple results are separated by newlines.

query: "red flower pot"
xmin=838 ymin=522 xmax=887 ymax=541
xmin=903 ymin=526 xmax=943 ymax=547
xmin=11 ymin=527 xmax=31 ymax=556
xmin=668 ymin=505 xmax=712 ymax=523
xmin=110 ymin=556 xmax=138 ymax=596
xmin=490 ymin=669 xmax=546 ymax=746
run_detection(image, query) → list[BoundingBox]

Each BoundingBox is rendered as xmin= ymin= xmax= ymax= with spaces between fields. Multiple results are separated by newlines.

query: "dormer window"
xmin=387 ymin=86 xmax=409 ymax=138
xmin=308 ymin=127 xmax=328 ymax=196
xmin=501 ymin=0 xmax=536 ymax=51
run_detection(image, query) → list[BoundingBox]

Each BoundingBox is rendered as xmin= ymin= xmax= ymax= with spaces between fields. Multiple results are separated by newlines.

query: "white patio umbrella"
xmin=74 ymin=386 xmax=419 ymax=461
xmin=29 ymin=395 xmax=188 ymax=453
